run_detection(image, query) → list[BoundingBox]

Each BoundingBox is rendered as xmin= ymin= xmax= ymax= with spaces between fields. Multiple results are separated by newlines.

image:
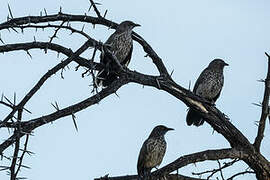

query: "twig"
xmin=11 ymin=24 xmax=91 ymax=39
xmin=254 ymin=52 xmax=270 ymax=151
xmin=15 ymin=135 xmax=30 ymax=176
xmin=10 ymin=109 xmax=23 ymax=180
xmin=227 ymin=170 xmax=255 ymax=180
xmin=49 ymin=21 xmax=65 ymax=43
xmin=89 ymin=0 xmax=102 ymax=18
xmin=0 ymin=77 xmax=129 ymax=154
xmin=0 ymin=39 xmax=101 ymax=128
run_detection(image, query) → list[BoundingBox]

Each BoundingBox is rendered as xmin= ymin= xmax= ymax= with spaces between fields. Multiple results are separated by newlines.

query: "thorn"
xmin=51 ymin=101 xmax=60 ymax=111
xmin=88 ymin=5 xmax=92 ymax=12
xmin=265 ymin=52 xmax=270 ymax=58
xmin=44 ymin=8 xmax=47 ymax=16
xmin=40 ymin=11 xmax=42 ymax=16
xmin=13 ymin=92 xmax=16 ymax=106
xmin=170 ymin=69 xmax=174 ymax=77
xmin=257 ymin=79 xmax=265 ymax=83
xmin=252 ymin=102 xmax=262 ymax=107
xmin=189 ymin=80 xmax=191 ymax=91
xmin=144 ymin=54 xmax=149 ymax=57
xmin=103 ymin=10 xmax=108 ymax=18
xmin=26 ymin=50 xmax=32 ymax=59
xmin=22 ymin=107 xmax=32 ymax=114
xmin=102 ymin=174 xmax=109 ymax=178
xmin=82 ymin=24 xmax=85 ymax=32
xmin=114 ymin=92 xmax=120 ymax=98
xmin=59 ymin=6 xmax=62 ymax=14
xmin=0 ymin=34 xmax=5 ymax=44
xmin=7 ymin=4 xmax=14 ymax=19
xmin=72 ymin=112 xmax=78 ymax=132
xmin=11 ymin=27 xmax=18 ymax=33
xmin=4 ymin=95 xmax=13 ymax=106
xmin=33 ymin=36 xmax=36 ymax=42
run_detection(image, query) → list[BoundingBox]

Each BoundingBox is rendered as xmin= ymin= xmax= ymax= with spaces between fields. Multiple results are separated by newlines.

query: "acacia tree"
xmin=0 ymin=1 xmax=269 ymax=180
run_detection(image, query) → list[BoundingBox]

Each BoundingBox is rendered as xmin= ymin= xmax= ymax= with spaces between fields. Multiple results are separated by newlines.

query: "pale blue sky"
xmin=0 ymin=0 xmax=270 ymax=179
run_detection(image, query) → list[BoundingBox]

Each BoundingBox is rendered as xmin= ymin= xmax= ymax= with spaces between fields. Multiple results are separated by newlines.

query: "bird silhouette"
xmin=186 ymin=59 xmax=229 ymax=126
xmin=137 ymin=125 xmax=174 ymax=180
xmin=96 ymin=21 xmax=140 ymax=87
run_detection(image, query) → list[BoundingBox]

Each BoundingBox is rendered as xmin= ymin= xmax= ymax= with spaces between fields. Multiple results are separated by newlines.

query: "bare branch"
xmin=95 ymin=148 xmax=245 ymax=180
xmin=254 ymin=52 xmax=270 ymax=151
xmin=49 ymin=21 xmax=65 ymax=43
xmin=89 ymin=0 xmax=102 ymax=18
xmin=15 ymin=135 xmax=30 ymax=177
xmin=227 ymin=170 xmax=255 ymax=180
xmin=0 ymin=38 xmax=101 ymax=128
xmin=0 ymin=41 xmax=102 ymax=70
xmin=95 ymin=174 xmax=207 ymax=180
xmin=0 ymin=77 xmax=128 ymax=153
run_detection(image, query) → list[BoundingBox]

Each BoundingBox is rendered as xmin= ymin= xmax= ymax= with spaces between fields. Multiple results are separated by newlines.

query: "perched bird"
xmin=186 ymin=59 xmax=229 ymax=126
xmin=137 ymin=125 xmax=174 ymax=180
xmin=96 ymin=20 xmax=140 ymax=87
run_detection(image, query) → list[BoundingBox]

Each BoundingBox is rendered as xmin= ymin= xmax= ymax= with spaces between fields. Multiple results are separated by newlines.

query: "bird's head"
xmin=149 ymin=125 xmax=174 ymax=138
xmin=208 ymin=58 xmax=229 ymax=69
xmin=117 ymin=21 xmax=140 ymax=32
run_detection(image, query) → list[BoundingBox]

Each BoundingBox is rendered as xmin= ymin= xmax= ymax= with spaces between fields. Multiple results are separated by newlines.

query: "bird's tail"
xmin=137 ymin=168 xmax=151 ymax=180
xmin=186 ymin=109 xmax=204 ymax=126
xmin=96 ymin=69 xmax=117 ymax=87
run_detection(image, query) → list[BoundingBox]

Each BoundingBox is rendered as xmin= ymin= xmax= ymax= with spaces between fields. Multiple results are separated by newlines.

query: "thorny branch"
xmin=227 ymin=170 xmax=255 ymax=180
xmin=192 ymin=159 xmax=239 ymax=179
xmin=10 ymin=24 xmax=91 ymax=39
xmin=0 ymin=4 xmax=269 ymax=180
xmin=254 ymin=52 xmax=270 ymax=152
xmin=0 ymin=38 xmax=102 ymax=128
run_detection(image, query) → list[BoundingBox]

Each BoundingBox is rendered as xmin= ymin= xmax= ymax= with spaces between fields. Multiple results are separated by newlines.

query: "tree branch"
xmin=0 ymin=77 xmax=128 ymax=154
xmin=0 ymin=38 xmax=102 ymax=128
xmin=94 ymin=148 xmax=246 ymax=180
xmin=254 ymin=52 xmax=270 ymax=151
xmin=0 ymin=41 xmax=102 ymax=70
xmin=89 ymin=0 xmax=102 ymax=18
xmin=95 ymin=174 xmax=207 ymax=180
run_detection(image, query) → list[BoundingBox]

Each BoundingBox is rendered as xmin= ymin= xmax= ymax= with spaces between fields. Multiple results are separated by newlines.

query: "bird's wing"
xmin=193 ymin=68 xmax=210 ymax=93
xmin=100 ymin=31 xmax=118 ymax=65
xmin=212 ymin=89 xmax=221 ymax=102
xmin=137 ymin=140 xmax=148 ymax=176
xmin=122 ymin=43 xmax=133 ymax=66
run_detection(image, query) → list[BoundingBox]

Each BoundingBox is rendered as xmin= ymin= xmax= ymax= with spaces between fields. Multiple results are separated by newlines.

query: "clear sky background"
xmin=0 ymin=0 xmax=270 ymax=180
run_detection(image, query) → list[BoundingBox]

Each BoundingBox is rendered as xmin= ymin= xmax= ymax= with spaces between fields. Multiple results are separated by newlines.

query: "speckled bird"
xmin=96 ymin=21 xmax=140 ymax=87
xmin=186 ymin=59 xmax=229 ymax=126
xmin=137 ymin=125 xmax=174 ymax=180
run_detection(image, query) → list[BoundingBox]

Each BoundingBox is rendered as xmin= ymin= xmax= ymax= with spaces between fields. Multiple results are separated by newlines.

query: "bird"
xmin=186 ymin=59 xmax=229 ymax=126
xmin=96 ymin=20 xmax=140 ymax=87
xmin=137 ymin=125 xmax=174 ymax=180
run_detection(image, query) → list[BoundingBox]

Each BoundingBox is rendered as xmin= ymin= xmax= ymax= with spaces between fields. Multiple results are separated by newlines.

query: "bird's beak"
xmin=133 ymin=23 xmax=141 ymax=27
xmin=224 ymin=62 xmax=229 ymax=66
xmin=166 ymin=127 xmax=174 ymax=131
